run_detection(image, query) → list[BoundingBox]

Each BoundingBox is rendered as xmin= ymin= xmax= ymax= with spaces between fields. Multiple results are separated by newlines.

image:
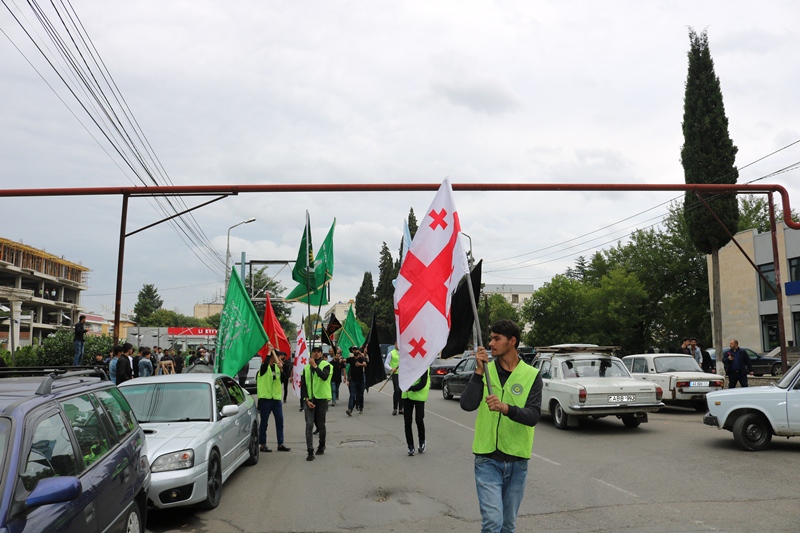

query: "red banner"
xmin=167 ymin=327 xmax=218 ymax=336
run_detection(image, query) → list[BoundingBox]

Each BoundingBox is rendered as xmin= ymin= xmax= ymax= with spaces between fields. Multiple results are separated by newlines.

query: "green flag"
xmin=215 ymin=268 xmax=269 ymax=377
xmin=285 ymin=218 xmax=335 ymax=304
xmin=292 ymin=211 xmax=314 ymax=288
xmin=336 ymin=303 xmax=365 ymax=355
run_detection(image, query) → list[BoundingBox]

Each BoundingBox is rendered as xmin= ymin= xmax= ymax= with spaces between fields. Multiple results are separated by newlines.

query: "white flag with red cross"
xmin=291 ymin=322 xmax=310 ymax=398
xmin=394 ymin=178 xmax=469 ymax=390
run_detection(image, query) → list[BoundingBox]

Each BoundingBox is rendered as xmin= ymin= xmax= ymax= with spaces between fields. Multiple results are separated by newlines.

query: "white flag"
xmin=394 ymin=178 xmax=469 ymax=390
xmin=291 ymin=324 xmax=310 ymax=398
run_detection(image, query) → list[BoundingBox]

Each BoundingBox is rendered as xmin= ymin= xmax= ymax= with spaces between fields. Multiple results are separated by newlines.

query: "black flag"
xmin=363 ymin=312 xmax=386 ymax=388
xmin=442 ymin=260 xmax=482 ymax=358
xmin=320 ymin=313 xmax=343 ymax=347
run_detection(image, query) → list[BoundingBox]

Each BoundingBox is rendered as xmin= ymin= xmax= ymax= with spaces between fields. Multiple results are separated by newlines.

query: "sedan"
xmin=118 ymin=373 xmax=259 ymax=510
xmin=442 ymin=356 xmax=478 ymax=400
xmin=533 ymin=346 xmax=664 ymax=429
xmin=709 ymin=348 xmax=783 ymax=376
xmin=429 ymin=356 xmax=461 ymax=389
xmin=622 ymin=353 xmax=724 ymax=411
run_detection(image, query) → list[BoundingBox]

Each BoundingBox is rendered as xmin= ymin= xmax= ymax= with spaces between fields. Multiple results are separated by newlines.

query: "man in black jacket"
xmin=116 ymin=343 xmax=134 ymax=385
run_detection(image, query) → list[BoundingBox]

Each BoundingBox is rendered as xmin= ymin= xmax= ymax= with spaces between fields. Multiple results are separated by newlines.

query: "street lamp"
xmin=225 ymin=218 xmax=256 ymax=293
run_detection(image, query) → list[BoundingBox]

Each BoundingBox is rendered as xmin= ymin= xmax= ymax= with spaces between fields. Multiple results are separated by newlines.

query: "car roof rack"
xmin=0 ymin=366 xmax=109 ymax=395
xmin=535 ymin=345 xmax=621 ymax=354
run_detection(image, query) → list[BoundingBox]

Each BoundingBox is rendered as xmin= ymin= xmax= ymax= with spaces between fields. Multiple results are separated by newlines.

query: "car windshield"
xmin=561 ymin=357 xmax=629 ymax=378
xmin=774 ymin=360 xmax=800 ymax=389
xmin=120 ymin=382 xmax=212 ymax=422
xmin=249 ymin=358 xmax=262 ymax=370
xmin=653 ymin=356 xmax=702 ymax=373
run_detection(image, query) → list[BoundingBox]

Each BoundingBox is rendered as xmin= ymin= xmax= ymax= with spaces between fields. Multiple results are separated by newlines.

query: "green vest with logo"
xmin=257 ymin=363 xmax=282 ymax=400
xmin=304 ymin=360 xmax=332 ymax=400
xmin=472 ymin=360 xmax=538 ymax=459
xmin=389 ymin=349 xmax=400 ymax=371
xmin=401 ymin=369 xmax=430 ymax=401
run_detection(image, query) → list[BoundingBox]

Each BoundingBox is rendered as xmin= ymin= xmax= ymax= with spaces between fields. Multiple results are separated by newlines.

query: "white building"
xmin=482 ymin=284 xmax=534 ymax=310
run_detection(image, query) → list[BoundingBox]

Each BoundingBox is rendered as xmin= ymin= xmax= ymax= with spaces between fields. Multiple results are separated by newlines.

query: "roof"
xmin=535 ymin=345 xmax=620 ymax=355
xmin=0 ymin=369 xmax=110 ymax=414
xmin=116 ymin=373 xmax=229 ymax=386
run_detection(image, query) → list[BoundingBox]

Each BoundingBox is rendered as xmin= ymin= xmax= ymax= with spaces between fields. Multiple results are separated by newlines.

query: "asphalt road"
xmin=145 ymin=383 xmax=800 ymax=533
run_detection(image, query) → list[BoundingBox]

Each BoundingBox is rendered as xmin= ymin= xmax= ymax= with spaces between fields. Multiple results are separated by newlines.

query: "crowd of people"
xmin=90 ymin=343 xmax=214 ymax=385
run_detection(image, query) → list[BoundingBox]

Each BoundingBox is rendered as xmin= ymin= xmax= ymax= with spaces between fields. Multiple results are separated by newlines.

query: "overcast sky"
xmin=2 ymin=1 xmax=799 ymax=329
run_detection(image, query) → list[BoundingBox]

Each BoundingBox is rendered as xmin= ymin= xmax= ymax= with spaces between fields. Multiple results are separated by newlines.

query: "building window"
xmin=511 ymin=294 xmax=519 ymax=304
xmin=761 ymin=314 xmax=779 ymax=352
xmin=793 ymin=312 xmax=800 ymax=348
xmin=758 ymin=263 xmax=777 ymax=301
xmin=790 ymin=258 xmax=800 ymax=283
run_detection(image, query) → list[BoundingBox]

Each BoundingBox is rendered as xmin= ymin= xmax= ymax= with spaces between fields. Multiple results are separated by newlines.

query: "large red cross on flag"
xmin=291 ymin=324 xmax=309 ymax=398
xmin=394 ymin=178 xmax=469 ymax=390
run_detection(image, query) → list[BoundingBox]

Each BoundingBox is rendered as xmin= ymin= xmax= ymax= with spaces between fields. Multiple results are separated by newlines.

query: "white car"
xmin=118 ymin=373 xmax=259 ymax=509
xmin=622 ymin=353 xmax=724 ymax=411
xmin=532 ymin=345 xmax=664 ymax=429
xmin=704 ymin=360 xmax=800 ymax=451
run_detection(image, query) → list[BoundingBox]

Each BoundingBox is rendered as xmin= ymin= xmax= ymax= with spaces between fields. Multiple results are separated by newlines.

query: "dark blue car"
xmin=0 ymin=368 xmax=150 ymax=533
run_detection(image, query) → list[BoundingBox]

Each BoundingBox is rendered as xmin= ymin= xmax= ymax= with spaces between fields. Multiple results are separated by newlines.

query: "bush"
xmin=40 ymin=329 xmax=75 ymax=366
xmin=11 ymin=345 xmax=41 ymax=366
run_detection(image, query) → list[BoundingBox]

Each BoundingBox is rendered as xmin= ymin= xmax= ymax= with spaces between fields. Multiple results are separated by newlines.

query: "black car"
xmin=711 ymin=348 xmax=784 ymax=376
xmin=442 ymin=356 xmax=478 ymax=400
xmin=0 ymin=367 xmax=150 ymax=533
xmin=429 ymin=356 xmax=461 ymax=389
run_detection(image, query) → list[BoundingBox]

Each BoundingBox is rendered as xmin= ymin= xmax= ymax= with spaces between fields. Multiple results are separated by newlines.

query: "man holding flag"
xmin=301 ymin=345 xmax=332 ymax=461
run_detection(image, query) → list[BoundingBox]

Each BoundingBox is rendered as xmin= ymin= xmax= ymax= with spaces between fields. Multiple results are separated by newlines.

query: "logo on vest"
xmin=510 ymin=383 xmax=523 ymax=395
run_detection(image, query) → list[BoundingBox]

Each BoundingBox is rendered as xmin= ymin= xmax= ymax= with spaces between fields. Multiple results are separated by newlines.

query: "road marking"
xmin=591 ymin=478 xmax=638 ymax=498
xmin=531 ymin=453 xmax=561 ymax=466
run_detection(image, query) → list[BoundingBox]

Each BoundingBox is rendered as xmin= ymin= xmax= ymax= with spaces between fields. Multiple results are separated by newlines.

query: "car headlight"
xmin=151 ymin=449 xmax=194 ymax=472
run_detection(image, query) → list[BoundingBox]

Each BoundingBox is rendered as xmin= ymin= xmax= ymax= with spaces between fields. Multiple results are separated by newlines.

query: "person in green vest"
xmin=300 ymin=345 xmax=332 ymax=461
xmin=386 ymin=342 xmax=403 ymax=416
xmin=401 ymin=366 xmax=429 ymax=456
xmin=257 ymin=349 xmax=291 ymax=453
xmin=460 ymin=320 xmax=542 ymax=533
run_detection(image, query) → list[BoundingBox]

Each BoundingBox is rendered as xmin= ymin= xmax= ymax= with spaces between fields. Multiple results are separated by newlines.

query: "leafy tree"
xmin=139 ymin=309 xmax=210 ymax=328
xmin=681 ymin=28 xmax=739 ymax=361
xmin=133 ymin=284 xmax=163 ymax=323
xmin=205 ymin=313 xmax=221 ymax=330
xmin=11 ymin=345 xmax=40 ymax=366
xmin=587 ymin=268 xmax=648 ymax=352
xmin=484 ymin=294 xmax=520 ymax=326
xmin=41 ymin=329 xmax=74 ymax=365
xmin=304 ymin=314 xmax=322 ymax=339
xmin=244 ymin=267 xmax=295 ymax=335
xmin=374 ymin=242 xmax=397 ymax=341
xmin=408 ymin=207 xmax=419 ymax=239
xmin=355 ymin=272 xmax=375 ymax=323
xmin=738 ymin=194 xmax=799 ymax=234
xmin=521 ymin=275 xmax=591 ymax=347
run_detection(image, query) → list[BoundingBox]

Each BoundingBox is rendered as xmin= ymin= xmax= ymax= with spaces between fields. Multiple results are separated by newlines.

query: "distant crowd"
xmin=89 ymin=343 xmax=215 ymax=385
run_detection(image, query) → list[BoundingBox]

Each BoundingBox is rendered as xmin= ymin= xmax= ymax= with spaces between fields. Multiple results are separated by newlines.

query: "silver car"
xmin=118 ymin=373 xmax=259 ymax=509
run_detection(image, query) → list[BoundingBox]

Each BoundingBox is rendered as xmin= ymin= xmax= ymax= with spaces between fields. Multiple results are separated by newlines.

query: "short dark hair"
xmin=681 ymin=337 xmax=689 ymax=343
xmin=311 ymin=346 xmax=323 ymax=354
xmin=490 ymin=320 xmax=521 ymax=349
xmin=79 ymin=315 xmax=86 ymax=321
xmin=141 ymin=348 xmax=151 ymax=356
xmin=113 ymin=345 xmax=124 ymax=356
xmin=122 ymin=342 xmax=134 ymax=353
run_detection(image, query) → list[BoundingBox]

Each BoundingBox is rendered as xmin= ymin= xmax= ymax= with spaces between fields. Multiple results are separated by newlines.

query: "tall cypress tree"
xmin=374 ymin=242 xmax=397 ymax=341
xmin=355 ymin=272 xmax=375 ymax=324
xmin=133 ymin=284 xmax=163 ymax=323
xmin=680 ymin=28 xmax=739 ymax=367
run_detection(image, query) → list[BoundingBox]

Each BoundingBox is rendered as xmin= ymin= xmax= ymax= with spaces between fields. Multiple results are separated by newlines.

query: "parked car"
xmin=622 ymin=353 xmax=724 ymax=411
xmin=241 ymin=356 xmax=263 ymax=393
xmin=118 ymin=373 xmax=259 ymax=510
xmin=703 ymin=360 xmax=800 ymax=451
xmin=429 ymin=356 xmax=462 ymax=389
xmin=532 ymin=345 xmax=664 ymax=429
xmin=442 ymin=356 xmax=477 ymax=400
xmin=708 ymin=347 xmax=783 ymax=376
xmin=0 ymin=367 xmax=150 ymax=533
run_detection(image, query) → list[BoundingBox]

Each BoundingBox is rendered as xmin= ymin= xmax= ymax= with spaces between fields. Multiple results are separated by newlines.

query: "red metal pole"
xmin=768 ymin=192 xmax=789 ymax=373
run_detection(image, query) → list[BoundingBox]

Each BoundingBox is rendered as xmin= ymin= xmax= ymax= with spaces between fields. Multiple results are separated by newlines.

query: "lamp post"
xmin=225 ymin=218 xmax=256 ymax=294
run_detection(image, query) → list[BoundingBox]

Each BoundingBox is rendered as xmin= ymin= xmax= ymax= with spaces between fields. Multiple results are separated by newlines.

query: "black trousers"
xmin=392 ymin=374 xmax=401 ymax=410
xmin=305 ymin=399 xmax=328 ymax=450
xmin=403 ymin=398 xmax=425 ymax=448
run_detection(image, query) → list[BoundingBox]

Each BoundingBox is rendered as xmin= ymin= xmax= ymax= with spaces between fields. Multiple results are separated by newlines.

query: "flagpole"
xmin=464 ymin=268 xmax=493 ymax=396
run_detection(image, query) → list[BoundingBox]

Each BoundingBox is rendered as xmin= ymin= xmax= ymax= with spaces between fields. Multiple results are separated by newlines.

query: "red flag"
xmin=258 ymin=292 xmax=291 ymax=360
xmin=393 ymin=178 xmax=469 ymax=390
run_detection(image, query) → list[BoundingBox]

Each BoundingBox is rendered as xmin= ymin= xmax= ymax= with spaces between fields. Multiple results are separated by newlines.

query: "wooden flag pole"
xmin=464 ymin=268 xmax=493 ymax=397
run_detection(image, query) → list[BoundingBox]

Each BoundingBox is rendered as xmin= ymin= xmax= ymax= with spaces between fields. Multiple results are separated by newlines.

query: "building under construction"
xmin=0 ymin=238 xmax=89 ymax=350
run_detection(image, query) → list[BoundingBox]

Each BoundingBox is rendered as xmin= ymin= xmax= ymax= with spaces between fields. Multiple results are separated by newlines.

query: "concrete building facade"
xmin=712 ymin=222 xmax=800 ymax=352
xmin=482 ymin=284 xmax=534 ymax=311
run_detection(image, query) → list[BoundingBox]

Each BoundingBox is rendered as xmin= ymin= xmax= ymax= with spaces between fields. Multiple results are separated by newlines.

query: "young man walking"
xmin=460 ymin=320 xmax=542 ymax=533
xmin=402 ymin=367 xmax=429 ymax=456
xmin=257 ymin=350 xmax=291 ymax=453
xmin=301 ymin=346 xmax=332 ymax=461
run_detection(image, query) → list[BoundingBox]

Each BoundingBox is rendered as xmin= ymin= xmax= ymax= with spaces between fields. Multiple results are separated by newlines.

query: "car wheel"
xmin=691 ymin=399 xmax=707 ymax=412
xmin=124 ymin=503 xmax=142 ymax=533
xmin=732 ymin=413 xmax=772 ymax=451
xmin=771 ymin=362 xmax=783 ymax=376
xmin=200 ymin=450 xmax=223 ymax=509
xmin=245 ymin=422 xmax=259 ymax=466
xmin=621 ymin=415 xmax=641 ymax=428
xmin=442 ymin=382 xmax=453 ymax=400
xmin=552 ymin=402 xmax=569 ymax=430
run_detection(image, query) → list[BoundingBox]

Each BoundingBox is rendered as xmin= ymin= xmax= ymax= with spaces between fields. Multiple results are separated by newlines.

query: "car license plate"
xmin=689 ymin=381 xmax=709 ymax=387
xmin=608 ymin=395 xmax=635 ymax=403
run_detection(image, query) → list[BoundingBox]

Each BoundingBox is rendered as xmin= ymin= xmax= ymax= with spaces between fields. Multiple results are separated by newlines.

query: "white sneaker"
xmin=418 ymin=442 xmax=426 ymax=454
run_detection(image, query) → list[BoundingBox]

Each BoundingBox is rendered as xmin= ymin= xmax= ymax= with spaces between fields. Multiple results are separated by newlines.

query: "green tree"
xmin=587 ymin=268 xmax=648 ymax=352
xmin=355 ymin=272 xmax=375 ymax=323
xmin=133 ymin=284 xmax=163 ymax=323
xmin=408 ymin=207 xmax=419 ymax=240
xmin=205 ymin=313 xmax=221 ymax=330
xmin=374 ymin=242 xmax=397 ymax=341
xmin=738 ymin=194 xmax=799 ymax=234
xmin=681 ymin=28 xmax=739 ymax=360
xmin=139 ymin=309 xmax=210 ymax=328
xmin=41 ymin=329 xmax=74 ymax=365
xmin=304 ymin=313 xmax=322 ymax=340
xmin=521 ymin=275 xmax=591 ymax=347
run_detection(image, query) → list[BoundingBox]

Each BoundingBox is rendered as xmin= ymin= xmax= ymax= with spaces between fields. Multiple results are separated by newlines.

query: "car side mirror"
xmin=24 ymin=476 xmax=81 ymax=510
xmin=220 ymin=404 xmax=239 ymax=418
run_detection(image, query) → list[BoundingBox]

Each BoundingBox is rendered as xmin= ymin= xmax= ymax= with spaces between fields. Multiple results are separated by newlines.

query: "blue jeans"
xmin=474 ymin=455 xmax=529 ymax=533
xmin=73 ymin=340 xmax=85 ymax=366
xmin=331 ymin=381 xmax=340 ymax=401
xmin=348 ymin=380 xmax=365 ymax=411
xmin=257 ymin=398 xmax=284 ymax=446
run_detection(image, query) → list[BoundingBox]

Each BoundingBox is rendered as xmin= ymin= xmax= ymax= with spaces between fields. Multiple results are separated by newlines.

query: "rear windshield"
xmin=653 ymin=356 xmax=702 ymax=373
xmin=120 ymin=382 xmax=212 ymax=423
xmin=561 ymin=357 xmax=629 ymax=378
